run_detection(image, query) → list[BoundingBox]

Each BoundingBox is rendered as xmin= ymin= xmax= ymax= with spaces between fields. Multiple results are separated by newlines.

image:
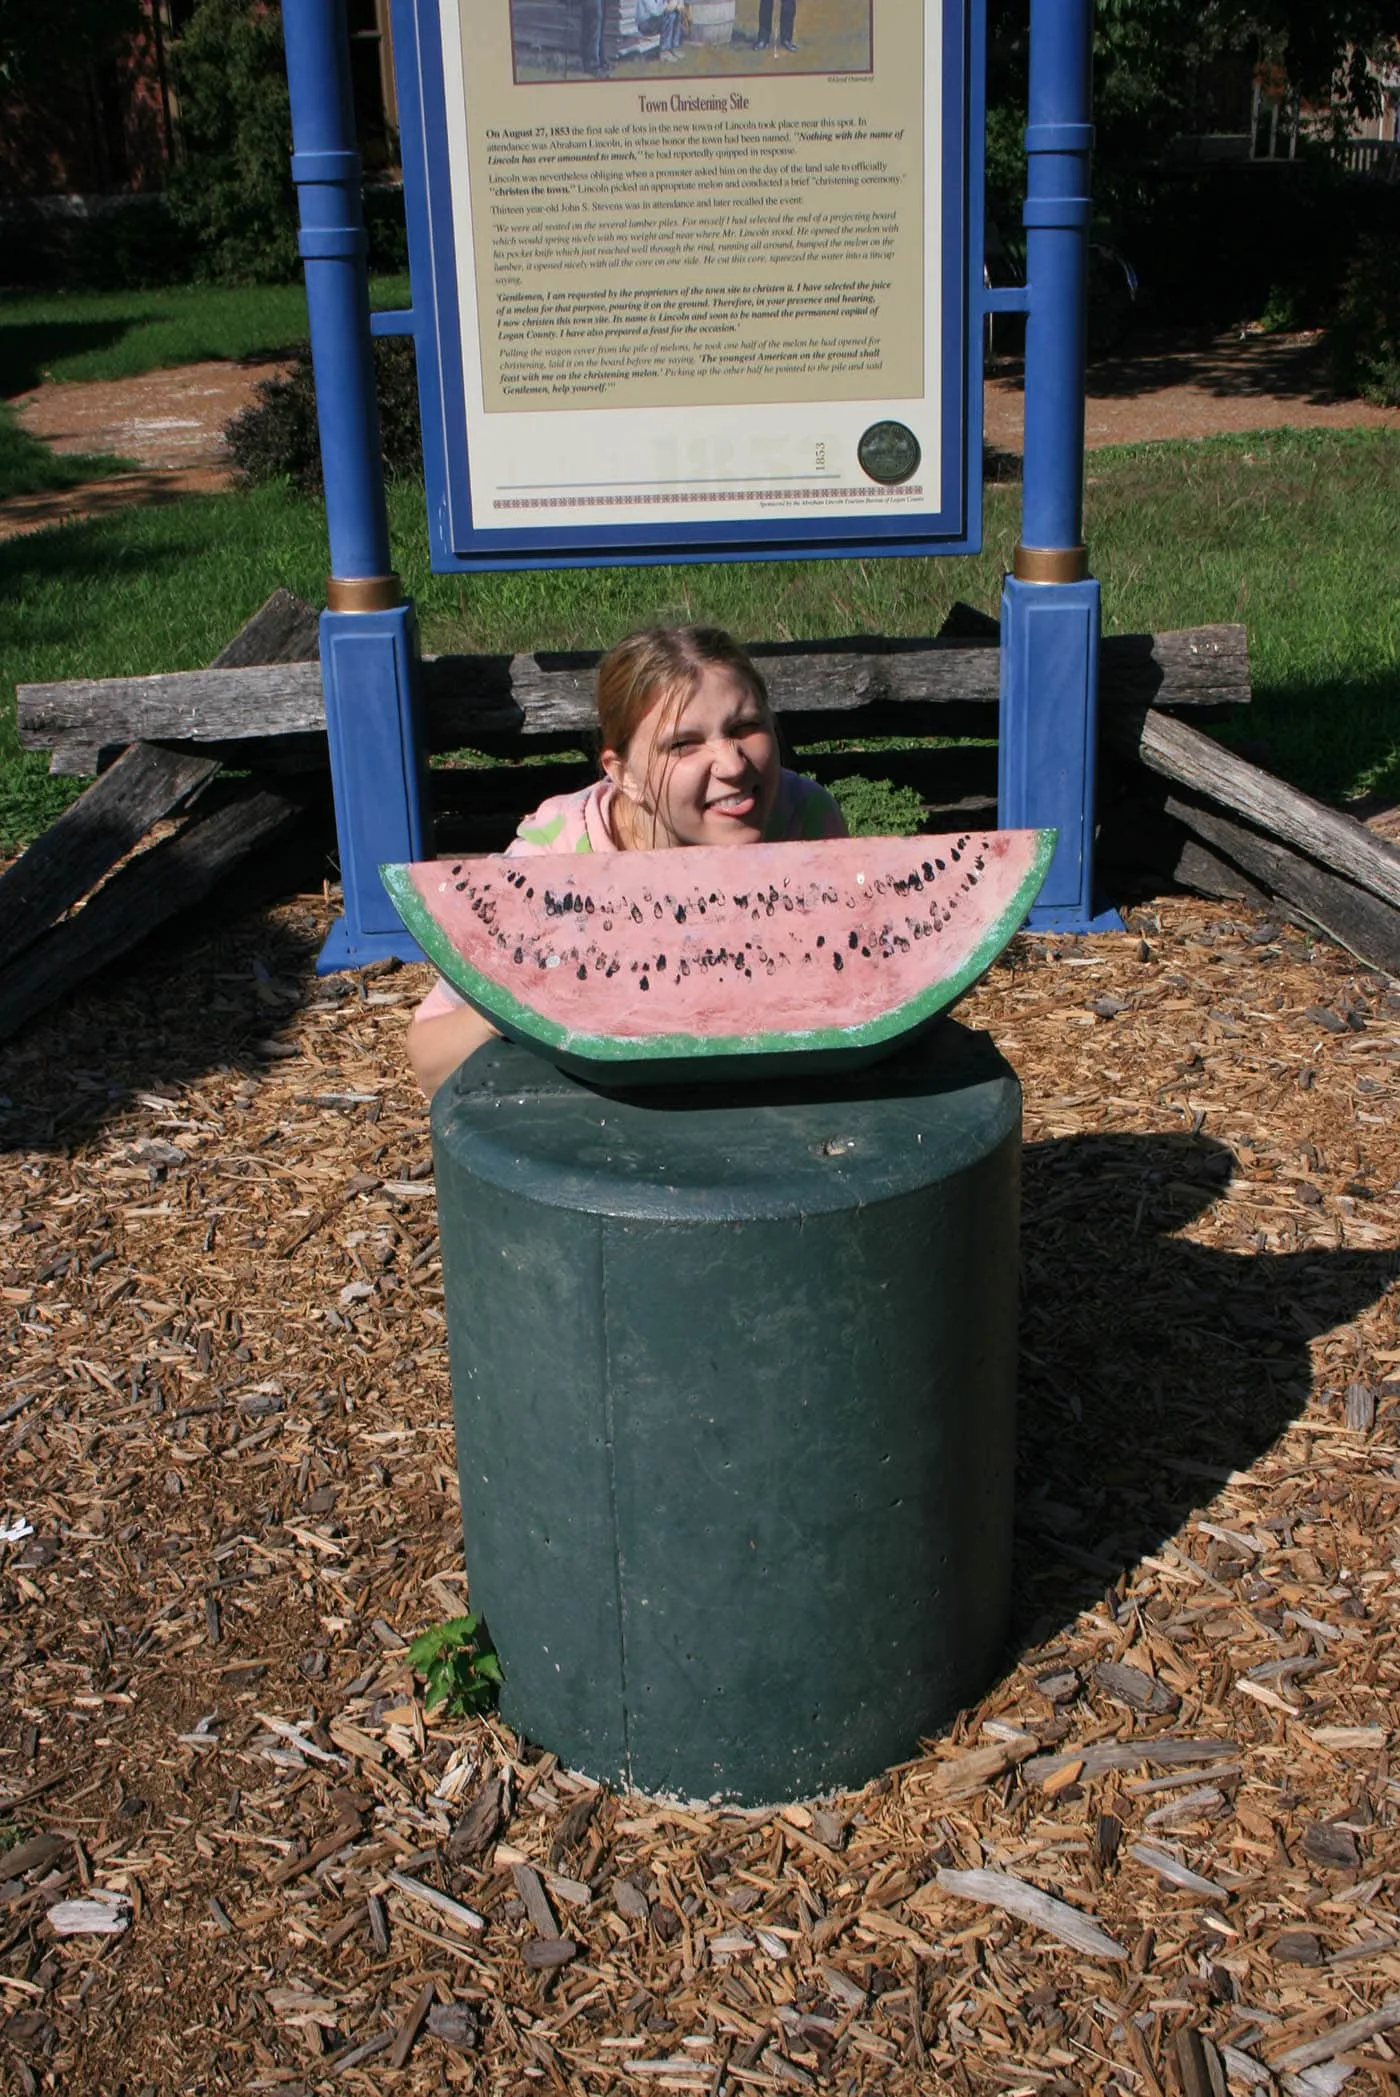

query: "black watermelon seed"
xmin=816 ymin=934 xmax=825 ymax=948
xmin=922 ymin=861 xmax=935 ymax=881
xmin=451 ymin=863 xmax=462 ymax=875
xmin=577 ymin=964 xmax=587 ymax=980
xmin=675 ymin=905 xmax=687 ymax=923
xmin=526 ymin=886 xmax=534 ymax=899
xmin=631 ymin=904 xmax=643 ymax=923
xmin=656 ymin=955 xmax=666 ymax=970
xmin=951 ymin=846 xmax=961 ymax=861
xmin=455 ymin=881 xmax=466 ymax=892
xmin=833 ymin=953 xmax=844 ymax=972
xmin=934 ymin=859 xmax=945 ymax=872
xmin=513 ymin=946 xmax=523 ymax=965
xmin=848 ymin=930 xmax=858 ymax=950
xmin=861 ymin=947 xmax=870 ymax=958
xmin=640 ymin=975 xmax=649 ymax=991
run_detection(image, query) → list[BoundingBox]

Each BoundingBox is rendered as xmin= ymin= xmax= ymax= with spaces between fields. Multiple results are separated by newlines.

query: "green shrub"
xmin=828 ymin=775 xmax=928 ymax=838
xmin=224 ymin=336 xmax=423 ymax=491
xmin=166 ymin=0 xmax=298 ymax=284
xmin=0 ymin=196 xmax=195 ymax=292
xmin=162 ymin=4 xmax=407 ymax=286
xmin=1329 ymin=232 xmax=1400 ymax=407
xmin=1255 ymin=283 xmax=1302 ymax=336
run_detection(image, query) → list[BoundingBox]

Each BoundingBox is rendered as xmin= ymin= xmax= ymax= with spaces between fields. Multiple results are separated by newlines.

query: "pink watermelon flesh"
xmin=383 ymin=829 xmax=1055 ymax=1084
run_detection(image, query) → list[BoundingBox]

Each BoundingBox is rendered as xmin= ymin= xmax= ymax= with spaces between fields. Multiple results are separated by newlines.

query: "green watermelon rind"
xmin=381 ymin=830 xmax=1056 ymax=1073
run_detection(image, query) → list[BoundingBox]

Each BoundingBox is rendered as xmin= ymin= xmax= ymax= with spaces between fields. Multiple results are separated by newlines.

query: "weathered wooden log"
xmin=1162 ymin=788 xmax=1400 ymax=973
xmin=1105 ymin=703 xmax=1400 ymax=911
xmin=0 ymin=591 xmax=322 ymax=1041
xmin=1173 ymin=836 xmax=1270 ymax=910
xmin=0 ymin=590 xmax=321 ymax=968
xmin=40 ymin=587 xmax=322 ymax=779
xmin=0 ymin=744 xmax=221 ymax=967
xmin=207 ymin=586 xmax=321 ymax=670
xmin=17 ymin=625 xmax=1250 ymax=767
xmin=0 ymin=785 xmax=306 ymax=1044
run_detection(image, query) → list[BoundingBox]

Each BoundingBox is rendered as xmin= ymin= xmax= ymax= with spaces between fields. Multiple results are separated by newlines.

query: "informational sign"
xmin=391 ymin=0 xmax=982 ymax=568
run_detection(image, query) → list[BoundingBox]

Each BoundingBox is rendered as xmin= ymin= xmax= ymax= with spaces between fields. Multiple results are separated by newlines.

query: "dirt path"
xmin=2 ymin=358 xmax=286 ymax=540
xmin=3 ymin=329 xmax=1396 ymax=541
xmin=986 ymin=325 xmax=1400 ymax=455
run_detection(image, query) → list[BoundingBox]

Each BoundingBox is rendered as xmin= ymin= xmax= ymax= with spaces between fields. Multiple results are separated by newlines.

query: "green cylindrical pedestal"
xmin=431 ymin=1021 xmax=1021 ymax=1804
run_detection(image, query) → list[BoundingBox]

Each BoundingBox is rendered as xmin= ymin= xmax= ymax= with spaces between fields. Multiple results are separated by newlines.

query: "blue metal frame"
xmin=388 ymin=0 xmax=983 ymax=569
xmin=997 ymin=0 xmax=1113 ymax=932
xmin=285 ymin=0 xmax=431 ymax=972
xmin=283 ymin=0 xmax=1109 ymax=963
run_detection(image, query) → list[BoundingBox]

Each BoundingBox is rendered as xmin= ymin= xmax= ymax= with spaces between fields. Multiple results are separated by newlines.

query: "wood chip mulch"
xmin=1 ymin=889 xmax=1396 ymax=2097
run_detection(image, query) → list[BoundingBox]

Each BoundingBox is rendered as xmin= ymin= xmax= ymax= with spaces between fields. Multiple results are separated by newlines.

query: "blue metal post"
xmin=283 ymin=0 xmax=429 ymax=970
xmin=998 ymin=0 xmax=1115 ymax=930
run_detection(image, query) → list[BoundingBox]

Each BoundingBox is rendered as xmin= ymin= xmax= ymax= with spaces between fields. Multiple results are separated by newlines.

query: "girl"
xmin=408 ymin=624 xmax=846 ymax=1098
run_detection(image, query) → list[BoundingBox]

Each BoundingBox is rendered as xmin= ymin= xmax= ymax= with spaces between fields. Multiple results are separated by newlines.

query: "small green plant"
xmin=828 ymin=774 xmax=928 ymax=838
xmin=406 ymin=1615 xmax=503 ymax=1718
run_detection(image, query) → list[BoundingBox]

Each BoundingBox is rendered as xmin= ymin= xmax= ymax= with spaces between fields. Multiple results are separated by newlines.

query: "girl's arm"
xmin=406 ymin=1004 xmax=500 ymax=1101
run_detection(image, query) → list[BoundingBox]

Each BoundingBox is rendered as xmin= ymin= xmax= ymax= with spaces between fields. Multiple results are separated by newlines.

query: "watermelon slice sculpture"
xmin=383 ymin=829 xmax=1055 ymax=1086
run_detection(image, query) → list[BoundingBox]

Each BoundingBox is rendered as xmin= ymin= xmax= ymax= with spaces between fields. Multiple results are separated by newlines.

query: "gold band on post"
xmin=1013 ymin=544 xmax=1089 ymax=585
xmin=325 ymin=573 xmax=403 ymax=613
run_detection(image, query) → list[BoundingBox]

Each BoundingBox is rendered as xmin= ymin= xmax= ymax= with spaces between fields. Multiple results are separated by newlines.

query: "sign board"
xmin=390 ymin=0 xmax=984 ymax=569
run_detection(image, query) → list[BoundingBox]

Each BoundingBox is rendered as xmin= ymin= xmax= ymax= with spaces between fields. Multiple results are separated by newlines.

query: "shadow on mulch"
xmin=0 ymin=855 xmax=331 ymax=1157
xmin=1012 ymin=1128 xmax=1398 ymax=1645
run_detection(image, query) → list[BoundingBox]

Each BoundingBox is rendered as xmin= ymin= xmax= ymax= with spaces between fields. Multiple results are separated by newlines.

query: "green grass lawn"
xmin=2 ymin=426 xmax=1396 ymax=857
xmin=0 ymin=401 xmax=135 ymax=504
xmin=0 ymin=276 xmax=413 ymax=396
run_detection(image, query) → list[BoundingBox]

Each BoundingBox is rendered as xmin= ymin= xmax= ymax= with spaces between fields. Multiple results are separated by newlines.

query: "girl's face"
xmin=602 ymin=664 xmax=780 ymax=849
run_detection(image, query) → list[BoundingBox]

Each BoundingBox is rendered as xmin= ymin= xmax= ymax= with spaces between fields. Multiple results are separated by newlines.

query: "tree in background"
xmin=988 ymin=0 xmax=1398 ymax=206
xmin=0 ymin=0 xmax=143 ymax=94
xmin=165 ymin=0 xmax=298 ymax=283
xmin=985 ymin=0 xmax=1400 ymax=341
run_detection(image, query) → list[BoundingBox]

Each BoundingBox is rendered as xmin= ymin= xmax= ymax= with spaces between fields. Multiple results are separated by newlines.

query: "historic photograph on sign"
xmin=436 ymin=0 xmax=946 ymax=544
xmin=511 ymin=0 xmax=874 ymax=85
